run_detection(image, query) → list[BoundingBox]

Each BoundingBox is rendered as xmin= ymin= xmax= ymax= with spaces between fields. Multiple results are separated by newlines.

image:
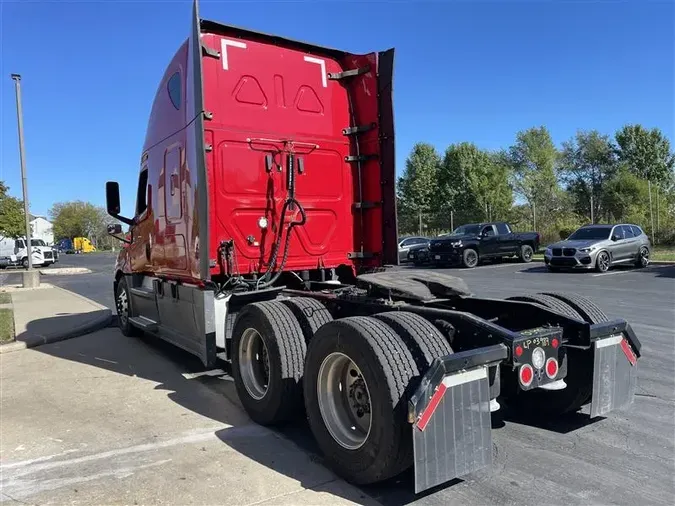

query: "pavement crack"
xmin=243 ymin=478 xmax=339 ymax=506
xmin=1 ymin=491 xmax=30 ymax=504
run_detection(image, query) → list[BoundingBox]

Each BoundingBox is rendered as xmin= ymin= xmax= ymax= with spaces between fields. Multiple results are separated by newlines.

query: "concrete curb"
xmin=40 ymin=267 xmax=92 ymax=275
xmin=0 ymin=285 xmax=113 ymax=354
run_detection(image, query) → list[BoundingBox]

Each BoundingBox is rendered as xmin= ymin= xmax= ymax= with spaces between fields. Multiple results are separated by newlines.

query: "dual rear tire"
xmin=230 ymin=302 xmax=452 ymax=485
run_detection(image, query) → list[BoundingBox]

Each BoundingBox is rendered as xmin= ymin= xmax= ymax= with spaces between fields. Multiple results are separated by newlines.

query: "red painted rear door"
xmin=201 ymin=32 xmax=355 ymax=274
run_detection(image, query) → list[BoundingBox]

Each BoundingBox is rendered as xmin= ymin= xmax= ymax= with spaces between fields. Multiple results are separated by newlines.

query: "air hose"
xmin=236 ymin=152 xmax=306 ymax=290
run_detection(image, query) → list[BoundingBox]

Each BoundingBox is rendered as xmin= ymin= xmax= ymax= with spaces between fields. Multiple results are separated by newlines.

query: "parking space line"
xmin=592 ymin=271 xmax=631 ymax=277
xmin=182 ymin=369 xmax=226 ymax=380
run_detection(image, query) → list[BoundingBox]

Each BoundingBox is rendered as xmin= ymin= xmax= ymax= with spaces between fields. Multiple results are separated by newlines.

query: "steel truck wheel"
xmin=115 ymin=277 xmax=142 ymax=337
xmin=231 ymin=301 xmax=307 ymax=426
xmin=519 ymin=244 xmax=534 ymax=263
xmin=304 ymin=316 xmax=419 ymax=485
xmin=21 ymin=257 xmax=29 ymax=269
xmin=462 ymin=248 xmax=479 ymax=268
xmin=595 ymin=251 xmax=610 ymax=273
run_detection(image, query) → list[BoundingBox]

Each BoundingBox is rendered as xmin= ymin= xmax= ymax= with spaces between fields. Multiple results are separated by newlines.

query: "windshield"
xmin=450 ymin=225 xmax=481 ymax=236
xmin=568 ymin=227 xmax=612 ymax=241
xmin=30 ymin=239 xmax=47 ymax=246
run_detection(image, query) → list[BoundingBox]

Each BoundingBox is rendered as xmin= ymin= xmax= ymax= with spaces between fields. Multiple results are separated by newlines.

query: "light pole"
xmin=11 ymin=73 xmax=39 ymax=287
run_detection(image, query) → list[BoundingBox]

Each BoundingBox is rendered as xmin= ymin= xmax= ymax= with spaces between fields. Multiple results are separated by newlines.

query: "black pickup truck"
xmin=428 ymin=221 xmax=540 ymax=268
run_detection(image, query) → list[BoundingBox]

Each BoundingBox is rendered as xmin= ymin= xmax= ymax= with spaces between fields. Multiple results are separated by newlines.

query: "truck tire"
xmin=519 ymin=244 xmax=534 ymax=263
xmin=506 ymin=294 xmax=583 ymax=320
xmin=372 ymin=311 xmax=453 ymax=372
xmin=231 ymin=301 xmax=307 ymax=426
xmin=281 ymin=297 xmax=333 ymax=343
xmin=304 ymin=316 xmax=419 ymax=485
xmin=507 ymin=292 xmax=609 ymax=415
xmin=536 ymin=292 xmax=608 ymax=410
xmin=540 ymin=292 xmax=609 ymax=323
xmin=21 ymin=257 xmax=29 ymax=269
xmin=115 ymin=277 xmax=142 ymax=337
xmin=462 ymin=248 xmax=479 ymax=268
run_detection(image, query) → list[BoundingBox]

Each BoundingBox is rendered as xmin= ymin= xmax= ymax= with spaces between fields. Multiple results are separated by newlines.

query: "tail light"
xmin=545 ymin=357 xmax=558 ymax=379
xmin=519 ymin=364 xmax=534 ymax=387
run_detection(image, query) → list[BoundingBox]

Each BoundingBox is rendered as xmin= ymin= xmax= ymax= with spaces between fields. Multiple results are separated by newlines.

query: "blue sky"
xmin=1 ymin=0 xmax=673 ymax=217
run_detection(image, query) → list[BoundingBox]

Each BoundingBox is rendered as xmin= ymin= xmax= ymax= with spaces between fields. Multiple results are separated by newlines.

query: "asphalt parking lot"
xmin=2 ymin=255 xmax=674 ymax=505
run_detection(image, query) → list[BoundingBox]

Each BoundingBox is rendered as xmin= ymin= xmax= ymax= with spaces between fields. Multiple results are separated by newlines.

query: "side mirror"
xmin=105 ymin=181 xmax=134 ymax=226
xmin=107 ymin=224 xmax=123 ymax=235
xmin=106 ymin=181 xmax=121 ymax=215
xmin=611 ymin=234 xmax=620 ymax=241
xmin=107 ymin=222 xmax=131 ymax=244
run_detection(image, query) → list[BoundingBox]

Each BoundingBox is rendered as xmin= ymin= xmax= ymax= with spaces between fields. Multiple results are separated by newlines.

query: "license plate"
xmin=435 ymin=255 xmax=441 ymax=260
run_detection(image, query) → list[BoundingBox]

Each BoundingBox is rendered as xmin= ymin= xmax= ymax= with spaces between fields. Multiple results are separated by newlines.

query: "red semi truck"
xmin=105 ymin=0 xmax=641 ymax=494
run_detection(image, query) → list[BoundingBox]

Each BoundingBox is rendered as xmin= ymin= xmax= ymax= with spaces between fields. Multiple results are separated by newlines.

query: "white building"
xmin=29 ymin=214 xmax=54 ymax=245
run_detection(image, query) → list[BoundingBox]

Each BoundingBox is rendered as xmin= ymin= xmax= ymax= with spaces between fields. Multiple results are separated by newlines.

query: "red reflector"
xmin=519 ymin=364 xmax=533 ymax=387
xmin=515 ymin=345 xmax=523 ymax=357
xmin=551 ymin=338 xmax=559 ymax=349
xmin=545 ymin=357 xmax=558 ymax=379
xmin=620 ymin=338 xmax=637 ymax=366
xmin=416 ymin=383 xmax=447 ymax=432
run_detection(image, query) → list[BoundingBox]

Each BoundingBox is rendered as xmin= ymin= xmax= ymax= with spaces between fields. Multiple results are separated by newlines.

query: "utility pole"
xmin=532 ymin=201 xmax=537 ymax=231
xmin=11 ymin=74 xmax=39 ymax=287
xmin=656 ymin=185 xmax=660 ymax=241
xmin=648 ymin=180 xmax=655 ymax=242
xmin=450 ymin=210 xmax=454 ymax=232
xmin=590 ymin=194 xmax=594 ymax=224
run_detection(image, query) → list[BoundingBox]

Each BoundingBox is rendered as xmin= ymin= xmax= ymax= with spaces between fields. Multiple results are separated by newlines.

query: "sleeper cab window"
xmin=167 ymin=72 xmax=181 ymax=110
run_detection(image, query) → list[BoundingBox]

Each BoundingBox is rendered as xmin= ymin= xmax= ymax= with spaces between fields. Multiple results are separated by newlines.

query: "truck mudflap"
xmin=408 ymin=344 xmax=508 ymax=494
xmin=590 ymin=328 xmax=639 ymax=418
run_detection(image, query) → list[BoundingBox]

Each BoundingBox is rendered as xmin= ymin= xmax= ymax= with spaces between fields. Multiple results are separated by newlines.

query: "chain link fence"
xmin=398 ymin=201 xmax=675 ymax=250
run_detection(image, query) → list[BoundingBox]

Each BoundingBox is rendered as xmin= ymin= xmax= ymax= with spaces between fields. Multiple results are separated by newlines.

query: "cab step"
xmin=128 ymin=316 xmax=158 ymax=332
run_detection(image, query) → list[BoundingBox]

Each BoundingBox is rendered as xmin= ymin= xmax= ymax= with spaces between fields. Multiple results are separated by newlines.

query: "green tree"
xmin=506 ymin=127 xmax=560 ymax=219
xmin=437 ymin=143 xmax=512 ymax=227
xmin=0 ymin=181 xmax=26 ymax=239
xmin=603 ymin=169 xmax=649 ymax=223
xmin=397 ymin=143 xmax=441 ymax=234
xmin=49 ymin=200 xmax=107 ymax=242
xmin=560 ymin=130 xmax=618 ymax=222
xmin=615 ymin=124 xmax=675 ymax=185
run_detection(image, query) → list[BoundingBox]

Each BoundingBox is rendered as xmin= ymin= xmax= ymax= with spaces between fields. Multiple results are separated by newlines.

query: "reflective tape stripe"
xmin=442 ymin=367 xmax=488 ymax=388
xmin=620 ymin=339 xmax=638 ymax=366
xmin=417 ymin=368 xmax=488 ymax=432
xmin=595 ymin=334 xmax=623 ymax=348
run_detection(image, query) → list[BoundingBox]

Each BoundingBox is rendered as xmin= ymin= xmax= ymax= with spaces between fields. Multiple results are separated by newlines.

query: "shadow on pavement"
xmin=30 ymin=320 xmax=376 ymax=506
xmin=497 ymin=405 xmax=603 ymax=434
xmin=18 ymin=310 xmax=111 ymax=345
xmin=654 ymin=265 xmax=675 ymax=278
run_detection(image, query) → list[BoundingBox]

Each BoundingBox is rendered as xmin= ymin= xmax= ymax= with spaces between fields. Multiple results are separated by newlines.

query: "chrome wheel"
xmin=239 ymin=328 xmax=270 ymax=400
xmin=639 ymin=247 xmax=650 ymax=267
xmin=317 ymin=352 xmax=372 ymax=450
xmin=597 ymin=252 xmax=610 ymax=272
xmin=522 ymin=246 xmax=533 ymax=261
xmin=117 ymin=287 xmax=129 ymax=326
